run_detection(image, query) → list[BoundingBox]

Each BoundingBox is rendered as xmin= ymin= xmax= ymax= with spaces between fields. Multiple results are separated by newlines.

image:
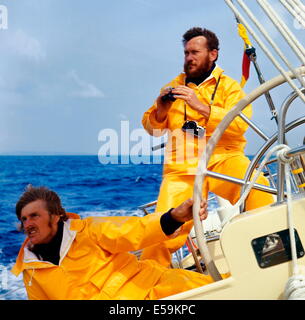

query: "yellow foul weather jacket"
xmin=12 ymin=213 xmax=214 ymax=300
xmin=142 ymin=65 xmax=252 ymax=176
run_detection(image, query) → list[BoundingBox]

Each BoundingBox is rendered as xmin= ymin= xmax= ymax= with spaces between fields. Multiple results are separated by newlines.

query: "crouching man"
xmin=12 ymin=185 xmax=219 ymax=300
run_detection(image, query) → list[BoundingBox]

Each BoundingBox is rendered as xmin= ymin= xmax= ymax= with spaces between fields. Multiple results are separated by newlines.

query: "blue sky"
xmin=0 ymin=0 xmax=304 ymax=155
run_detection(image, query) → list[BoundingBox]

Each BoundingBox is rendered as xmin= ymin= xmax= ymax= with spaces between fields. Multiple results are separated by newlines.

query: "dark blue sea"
xmin=0 ymin=155 xmax=164 ymax=300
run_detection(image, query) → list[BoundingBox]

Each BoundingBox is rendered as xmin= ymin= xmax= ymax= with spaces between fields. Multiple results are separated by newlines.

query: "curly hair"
xmin=16 ymin=185 xmax=68 ymax=225
xmin=182 ymin=27 xmax=220 ymax=51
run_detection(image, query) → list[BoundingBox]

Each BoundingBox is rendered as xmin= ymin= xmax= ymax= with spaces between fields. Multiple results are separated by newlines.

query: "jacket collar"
xmin=11 ymin=213 xmax=80 ymax=276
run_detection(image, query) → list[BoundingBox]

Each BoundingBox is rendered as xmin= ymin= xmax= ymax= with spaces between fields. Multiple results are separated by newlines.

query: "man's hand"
xmin=155 ymin=88 xmax=174 ymax=122
xmin=170 ymin=198 xmax=208 ymax=223
xmin=172 ymin=86 xmax=211 ymax=119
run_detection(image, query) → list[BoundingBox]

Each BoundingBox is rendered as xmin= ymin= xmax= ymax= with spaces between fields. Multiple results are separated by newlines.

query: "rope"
xmin=284 ymin=276 xmax=305 ymax=300
xmin=283 ymin=160 xmax=305 ymax=299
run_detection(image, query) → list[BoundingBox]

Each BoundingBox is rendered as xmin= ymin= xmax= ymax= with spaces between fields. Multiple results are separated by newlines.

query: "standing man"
xmin=141 ymin=27 xmax=274 ymax=266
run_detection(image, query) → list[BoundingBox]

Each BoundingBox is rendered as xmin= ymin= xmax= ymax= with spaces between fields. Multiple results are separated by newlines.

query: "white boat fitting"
xmin=183 ymin=67 xmax=305 ymax=300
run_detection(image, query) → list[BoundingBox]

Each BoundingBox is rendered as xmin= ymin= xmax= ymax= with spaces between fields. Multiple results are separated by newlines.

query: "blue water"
xmin=0 ymin=155 xmax=163 ymax=299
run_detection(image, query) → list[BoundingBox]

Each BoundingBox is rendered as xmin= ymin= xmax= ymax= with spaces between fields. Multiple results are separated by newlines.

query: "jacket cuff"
xmin=148 ymin=108 xmax=168 ymax=130
xmin=160 ymin=208 xmax=184 ymax=236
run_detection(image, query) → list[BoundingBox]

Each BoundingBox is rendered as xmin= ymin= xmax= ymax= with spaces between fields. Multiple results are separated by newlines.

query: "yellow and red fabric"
xmin=238 ymin=23 xmax=253 ymax=88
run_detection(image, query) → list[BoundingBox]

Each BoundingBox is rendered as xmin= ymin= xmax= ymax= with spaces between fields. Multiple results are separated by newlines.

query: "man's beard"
xmin=184 ymin=59 xmax=211 ymax=79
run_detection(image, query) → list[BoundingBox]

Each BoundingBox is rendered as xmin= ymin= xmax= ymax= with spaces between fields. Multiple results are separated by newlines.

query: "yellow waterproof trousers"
xmin=140 ymin=154 xmax=274 ymax=267
xmin=146 ymin=267 xmax=230 ymax=299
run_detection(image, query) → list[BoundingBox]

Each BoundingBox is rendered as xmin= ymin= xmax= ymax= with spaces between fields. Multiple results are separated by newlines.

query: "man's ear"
xmin=51 ymin=214 xmax=60 ymax=225
xmin=209 ymin=49 xmax=218 ymax=63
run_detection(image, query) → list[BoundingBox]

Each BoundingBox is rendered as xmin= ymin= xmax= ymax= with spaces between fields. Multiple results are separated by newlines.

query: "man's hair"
xmin=16 ymin=185 xmax=68 ymax=222
xmin=182 ymin=27 xmax=220 ymax=51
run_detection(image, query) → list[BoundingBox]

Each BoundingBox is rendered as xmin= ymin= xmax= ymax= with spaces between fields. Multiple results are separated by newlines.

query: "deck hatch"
xmin=251 ymin=229 xmax=304 ymax=269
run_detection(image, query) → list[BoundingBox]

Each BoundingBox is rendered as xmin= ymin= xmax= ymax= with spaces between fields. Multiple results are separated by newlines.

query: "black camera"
xmin=182 ymin=120 xmax=205 ymax=138
xmin=161 ymin=87 xmax=176 ymax=102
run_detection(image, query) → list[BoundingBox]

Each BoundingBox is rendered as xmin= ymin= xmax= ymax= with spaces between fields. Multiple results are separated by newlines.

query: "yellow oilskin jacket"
xmin=142 ymin=65 xmax=252 ymax=175
xmin=11 ymin=213 xmax=214 ymax=300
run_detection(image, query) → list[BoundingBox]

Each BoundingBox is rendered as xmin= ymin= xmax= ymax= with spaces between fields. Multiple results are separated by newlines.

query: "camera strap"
xmin=184 ymin=75 xmax=222 ymax=121
xmin=209 ymin=75 xmax=221 ymax=107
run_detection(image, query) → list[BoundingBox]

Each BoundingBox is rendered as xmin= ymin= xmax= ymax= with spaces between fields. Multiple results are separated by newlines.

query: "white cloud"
xmin=68 ymin=70 xmax=105 ymax=98
xmin=3 ymin=29 xmax=46 ymax=61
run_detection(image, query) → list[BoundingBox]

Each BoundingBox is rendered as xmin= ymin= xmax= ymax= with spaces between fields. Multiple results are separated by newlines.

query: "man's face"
xmin=183 ymin=36 xmax=218 ymax=78
xmin=20 ymin=200 xmax=59 ymax=245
